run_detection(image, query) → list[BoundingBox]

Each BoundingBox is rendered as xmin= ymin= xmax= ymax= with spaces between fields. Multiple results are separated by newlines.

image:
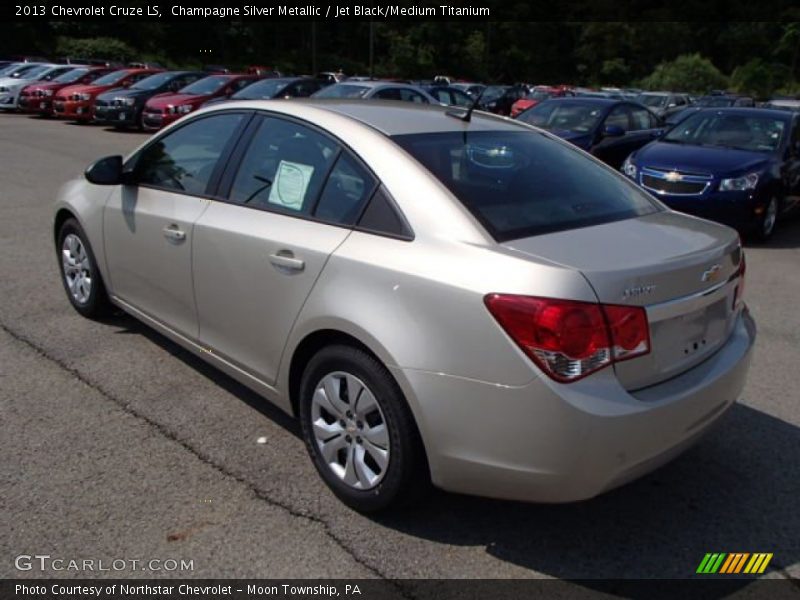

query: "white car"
xmin=0 ymin=64 xmax=76 ymax=110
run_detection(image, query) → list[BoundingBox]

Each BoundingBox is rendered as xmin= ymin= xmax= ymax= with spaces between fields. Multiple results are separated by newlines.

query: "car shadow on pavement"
xmin=106 ymin=313 xmax=301 ymax=437
xmin=104 ymin=314 xmax=797 ymax=596
xmin=757 ymin=215 xmax=800 ymax=249
xmin=374 ymin=404 xmax=799 ymax=597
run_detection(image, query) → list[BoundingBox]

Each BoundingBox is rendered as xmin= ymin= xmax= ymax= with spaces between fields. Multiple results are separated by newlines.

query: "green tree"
xmin=731 ymin=59 xmax=787 ymax=99
xmin=55 ymin=36 xmax=136 ymax=62
xmin=641 ymin=53 xmax=728 ymax=93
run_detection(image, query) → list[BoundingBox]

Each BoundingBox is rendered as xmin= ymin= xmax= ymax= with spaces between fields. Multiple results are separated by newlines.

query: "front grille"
xmin=640 ymin=168 xmax=711 ymax=196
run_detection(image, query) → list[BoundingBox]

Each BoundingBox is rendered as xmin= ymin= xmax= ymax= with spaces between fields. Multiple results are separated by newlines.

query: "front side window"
xmin=629 ymin=106 xmax=657 ymax=130
xmin=604 ymin=106 xmax=630 ymax=131
xmin=133 ymin=113 xmax=244 ymax=195
xmin=393 ymin=130 xmax=660 ymax=241
xmin=228 ymin=117 xmax=338 ymax=212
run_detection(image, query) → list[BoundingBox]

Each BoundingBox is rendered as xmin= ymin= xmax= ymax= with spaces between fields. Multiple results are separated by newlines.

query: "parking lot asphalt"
xmin=0 ymin=113 xmax=798 ymax=593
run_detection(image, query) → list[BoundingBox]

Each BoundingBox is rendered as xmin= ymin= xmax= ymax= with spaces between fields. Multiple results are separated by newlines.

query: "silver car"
xmin=54 ymin=100 xmax=755 ymax=512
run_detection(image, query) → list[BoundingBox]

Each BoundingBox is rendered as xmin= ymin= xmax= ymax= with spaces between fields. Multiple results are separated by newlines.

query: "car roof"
xmin=270 ymin=99 xmax=530 ymax=135
xmin=540 ymin=97 xmax=618 ymax=106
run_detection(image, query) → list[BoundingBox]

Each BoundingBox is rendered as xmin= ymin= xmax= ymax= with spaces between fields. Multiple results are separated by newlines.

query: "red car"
xmin=18 ymin=66 xmax=115 ymax=116
xmin=510 ymin=85 xmax=574 ymax=118
xmin=141 ymin=73 xmax=259 ymax=130
xmin=53 ymin=68 xmax=162 ymax=122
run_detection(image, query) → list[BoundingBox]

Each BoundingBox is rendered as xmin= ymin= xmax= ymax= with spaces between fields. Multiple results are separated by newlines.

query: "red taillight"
xmin=484 ymin=294 xmax=651 ymax=383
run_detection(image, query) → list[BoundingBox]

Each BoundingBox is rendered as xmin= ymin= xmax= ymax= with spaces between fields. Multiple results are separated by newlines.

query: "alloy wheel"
xmin=62 ymin=233 xmax=92 ymax=304
xmin=310 ymin=371 xmax=390 ymax=490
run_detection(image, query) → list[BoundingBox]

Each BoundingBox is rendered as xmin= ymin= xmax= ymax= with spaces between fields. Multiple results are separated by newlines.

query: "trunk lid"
xmin=502 ymin=211 xmax=742 ymax=390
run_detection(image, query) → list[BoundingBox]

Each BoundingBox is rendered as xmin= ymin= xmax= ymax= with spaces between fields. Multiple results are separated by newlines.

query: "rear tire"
xmin=298 ymin=344 xmax=429 ymax=513
xmin=57 ymin=218 xmax=111 ymax=319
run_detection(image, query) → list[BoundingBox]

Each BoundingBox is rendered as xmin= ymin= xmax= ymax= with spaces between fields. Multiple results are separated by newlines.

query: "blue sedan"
xmin=515 ymin=97 xmax=664 ymax=169
xmin=623 ymin=108 xmax=800 ymax=240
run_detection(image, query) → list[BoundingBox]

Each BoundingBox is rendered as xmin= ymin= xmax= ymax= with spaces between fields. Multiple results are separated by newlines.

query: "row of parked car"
xmin=2 ymin=59 xmax=799 ymax=240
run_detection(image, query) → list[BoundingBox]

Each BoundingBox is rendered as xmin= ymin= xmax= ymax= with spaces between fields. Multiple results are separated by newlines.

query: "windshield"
xmin=313 ymin=84 xmax=369 ymax=98
xmin=233 ymin=79 xmax=289 ymax=99
xmin=6 ymin=64 xmax=40 ymax=79
xmin=17 ymin=65 xmax=51 ymax=80
xmin=0 ymin=63 xmax=22 ymax=77
xmin=53 ymin=68 xmax=90 ymax=83
xmin=516 ymin=101 xmax=605 ymax=133
xmin=528 ymin=90 xmax=552 ymax=101
xmin=179 ymin=75 xmax=229 ymax=95
xmin=638 ymin=94 xmax=667 ymax=108
xmin=92 ymin=70 xmax=130 ymax=86
xmin=695 ymin=96 xmax=735 ymax=107
xmin=131 ymin=72 xmax=175 ymax=90
xmin=663 ymin=112 xmax=786 ymax=152
xmin=393 ymin=131 xmax=659 ymax=241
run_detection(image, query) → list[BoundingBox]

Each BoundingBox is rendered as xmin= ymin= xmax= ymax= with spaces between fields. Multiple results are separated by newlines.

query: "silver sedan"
xmin=54 ymin=99 xmax=755 ymax=512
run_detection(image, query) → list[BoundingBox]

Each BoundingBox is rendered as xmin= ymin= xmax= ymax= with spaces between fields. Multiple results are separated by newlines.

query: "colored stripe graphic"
xmin=697 ymin=553 xmax=727 ymax=573
xmin=698 ymin=553 xmax=773 ymax=574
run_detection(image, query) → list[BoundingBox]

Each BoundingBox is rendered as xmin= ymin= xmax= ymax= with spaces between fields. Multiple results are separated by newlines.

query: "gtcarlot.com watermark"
xmin=14 ymin=554 xmax=194 ymax=573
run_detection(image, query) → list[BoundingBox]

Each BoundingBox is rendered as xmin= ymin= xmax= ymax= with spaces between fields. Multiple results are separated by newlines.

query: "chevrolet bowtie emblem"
xmin=665 ymin=171 xmax=683 ymax=182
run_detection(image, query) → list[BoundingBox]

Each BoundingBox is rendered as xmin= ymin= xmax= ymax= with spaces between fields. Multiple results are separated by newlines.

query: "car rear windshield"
xmin=392 ymin=131 xmax=660 ymax=241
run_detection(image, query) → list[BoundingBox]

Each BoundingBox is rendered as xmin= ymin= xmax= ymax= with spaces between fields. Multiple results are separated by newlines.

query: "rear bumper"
xmin=394 ymin=307 xmax=755 ymax=503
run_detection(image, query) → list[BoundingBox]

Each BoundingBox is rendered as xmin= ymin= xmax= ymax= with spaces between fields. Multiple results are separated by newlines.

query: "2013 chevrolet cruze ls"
xmin=54 ymin=100 xmax=755 ymax=512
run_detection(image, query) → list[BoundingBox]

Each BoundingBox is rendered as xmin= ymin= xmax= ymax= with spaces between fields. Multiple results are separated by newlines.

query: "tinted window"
xmin=604 ymin=106 xmax=630 ymax=131
xmin=393 ymin=131 xmax=660 ymax=241
xmin=180 ymin=75 xmax=230 ymax=95
xmin=93 ymin=70 xmax=130 ymax=86
xmin=53 ymin=68 xmax=89 ymax=83
xmin=399 ymin=89 xmax=428 ymax=103
xmin=630 ymin=106 xmax=656 ymax=130
xmin=228 ymin=117 xmax=338 ymax=212
xmin=373 ymin=88 xmax=402 ymax=101
xmin=315 ymin=153 xmax=376 ymax=225
xmin=357 ymin=187 xmax=413 ymax=239
xmin=133 ymin=113 xmax=244 ymax=195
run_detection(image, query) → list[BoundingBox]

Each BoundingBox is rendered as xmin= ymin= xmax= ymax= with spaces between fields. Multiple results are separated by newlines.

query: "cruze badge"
xmin=665 ymin=171 xmax=683 ymax=182
xmin=623 ymin=284 xmax=656 ymax=299
xmin=701 ymin=264 xmax=722 ymax=283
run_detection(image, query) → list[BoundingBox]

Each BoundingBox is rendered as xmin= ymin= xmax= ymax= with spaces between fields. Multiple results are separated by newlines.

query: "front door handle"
xmin=269 ymin=251 xmax=305 ymax=273
xmin=163 ymin=224 xmax=186 ymax=242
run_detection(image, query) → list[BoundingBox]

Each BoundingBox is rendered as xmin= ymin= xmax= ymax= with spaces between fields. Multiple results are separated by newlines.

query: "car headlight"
xmin=44 ymin=89 xmax=54 ymax=97
xmin=79 ymin=93 xmax=92 ymax=101
xmin=622 ymin=155 xmax=637 ymax=179
xmin=116 ymin=97 xmax=136 ymax=106
xmin=719 ymin=173 xmax=759 ymax=192
xmin=177 ymin=104 xmax=193 ymax=114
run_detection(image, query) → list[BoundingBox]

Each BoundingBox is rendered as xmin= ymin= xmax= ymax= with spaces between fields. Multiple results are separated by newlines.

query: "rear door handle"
xmin=269 ymin=251 xmax=305 ymax=273
xmin=163 ymin=225 xmax=186 ymax=242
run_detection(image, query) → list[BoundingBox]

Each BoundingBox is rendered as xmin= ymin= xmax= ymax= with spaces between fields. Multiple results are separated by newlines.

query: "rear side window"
xmin=392 ymin=131 xmax=660 ymax=241
xmin=357 ymin=187 xmax=413 ymax=239
xmin=227 ymin=117 xmax=338 ymax=212
xmin=314 ymin=153 xmax=376 ymax=225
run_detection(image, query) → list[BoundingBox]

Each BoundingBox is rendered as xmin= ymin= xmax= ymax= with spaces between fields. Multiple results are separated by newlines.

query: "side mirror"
xmin=603 ymin=124 xmax=625 ymax=138
xmin=85 ymin=155 xmax=123 ymax=185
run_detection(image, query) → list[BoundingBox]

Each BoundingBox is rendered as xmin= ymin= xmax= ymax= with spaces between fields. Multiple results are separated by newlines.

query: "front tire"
xmin=754 ymin=196 xmax=779 ymax=242
xmin=298 ymin=344 xmax=429 ymax=512
xmin=57 ymin=218 xmax=111 ymax=318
